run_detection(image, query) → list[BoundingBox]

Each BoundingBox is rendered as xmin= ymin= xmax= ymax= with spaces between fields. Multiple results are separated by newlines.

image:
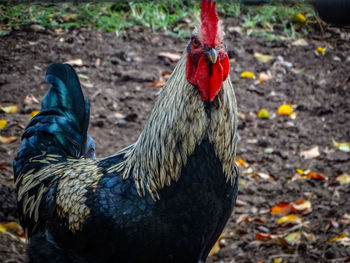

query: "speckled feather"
xmin=14 ymin=15 xmax=239 ymax=263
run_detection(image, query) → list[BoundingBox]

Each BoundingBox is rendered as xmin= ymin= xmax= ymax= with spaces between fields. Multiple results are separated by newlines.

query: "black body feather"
xmin=13 ymin=63 xmax=238 ymax=263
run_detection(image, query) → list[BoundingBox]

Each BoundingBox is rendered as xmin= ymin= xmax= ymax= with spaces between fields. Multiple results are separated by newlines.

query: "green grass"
xmin=0 ymin=1 xmax=318 ymax=39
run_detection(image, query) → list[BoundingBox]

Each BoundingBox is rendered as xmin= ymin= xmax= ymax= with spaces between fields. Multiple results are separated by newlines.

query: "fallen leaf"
xmin=271 ymin=202 xmax=291 ymax=216
xmin=241 ymin=71 xmax=256 ymax=79
xmin=292 ymin=38 xmax=308 ymax=46
xmin=158 ymin=52 xmax=181 ymax=62
xmin=300 ymin=146 xmax=320 ymax=159
xmin=273 ymin=258 xmax=282 ymax=263
xmin=0 ymin=105 xmax=18 ymax=114
xmin=258 ymin=71 xmax=273 ymax=84
xmin=306 ymin=171 xmax=327 ymax=181
xmin=0 ymin=120 xmax=7 ymax=129
xmin=0 ymin=136 xmax=16 ymax=144
xmin=296 ymin=168 xmax=305 ymax=175
xmin=208 ymin=234 xmax=223 ymax=257
xmin=291 ymin=200 xmax=312 ymax=215
xmin=277 ymin=214 xmax=302 ymax=224
xmin=30 ymin=110 xmax=40 ymax=119
xmin=151 ymin=80 xmax=165 ymax=88
xmin=24 ymin=95 xmax=39 ymax=104
xmin=302 ymin=231 xmax=316 ymax=242
xmin=2 ymin=222 xmax=24 ymax=236
xmin=329 ymin=232 xmax=347 ymax=242
xmin=64 ymin=58 xmax=83 ymax=66
xmin=333 ymin=140 xmax=350 ymax=152
xmin=161 ymin=72 xmax=171 ymax=78
xmin=0 ymin=164 xmax=6 ymax=169
xmin=278 ymin=104 xmax=293 ymax=115
xmin=251 ymin=172 xmax=274 ymax=182
xmin=235 ymin=157 xmax=247 ymax=167
xmin=284 ymin=232 xmax=301 ymax=246
xmin=336 ymin=173 xmax=350 ymax=185
xmin=257 ymin=109 xmax=270 ymax=119
xmin=315 ymin=46 xmax=326 ymax=56
xmin=292 ymin=13 xmax=306 ymax=23
xmin=326 ymin=219 xmax=339 ymax=230
xmin=264 ymin=148 xmax=274 ymax=154
xmin=0 ymin=223 xmax=6 ymax=234
xmin=78 ymin=73 xmax=89 ymax=80
xmin=254 ymin=52 xmax=274 ymax=63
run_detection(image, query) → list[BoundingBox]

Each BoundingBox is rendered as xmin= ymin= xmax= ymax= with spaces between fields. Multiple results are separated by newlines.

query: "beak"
xmin=206 ymin=48 xmax=218 ymax=64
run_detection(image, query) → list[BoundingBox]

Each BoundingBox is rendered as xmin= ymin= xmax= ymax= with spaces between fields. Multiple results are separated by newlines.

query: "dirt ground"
xmin=0 ymin=17 xmax=349 ymax=263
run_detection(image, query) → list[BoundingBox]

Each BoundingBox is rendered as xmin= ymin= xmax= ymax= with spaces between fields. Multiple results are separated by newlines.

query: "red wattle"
xmin=195 ymin=56 xmax=210 ymax=101
xmin=209 ymin=62 xmax=223 ymax=101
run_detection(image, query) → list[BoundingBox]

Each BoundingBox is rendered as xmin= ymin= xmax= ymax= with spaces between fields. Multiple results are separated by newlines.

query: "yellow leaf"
xmin=3 ymin=222 xmax=24 ymax=235
xmin=0 ymin=136 xmax=16 ymax=144
xmin=274 ymin=258 xmax=282 ymax=263
xmin=329 ymin=232 xmax=347 ymax=242
xmin=241 ymin=71 xmax=255 ymax=79
xmin=0 ymin=120 xmax=7 ymax=129
xmin=0 ymin=223 xmax=6 ymax=234
xmin=292 ymin=38 xmax=308 ymax=46
xmin=208 ymin=234 xmax=223 ymax=257
xmin=278 ymin=214 xmax=302 ymax=224
xmin=235 ymin=157 xmax=247 ymax=167
xmin=30 ymin=110 xmax=40 ymax=119
xmin=296 ymin=168 xmax=305 ymax=175
xmin=257 ymin=109 xmax=270 ymax=119
xmin=336 ymin=173 xmax=350 ymax=185
xmin=315 ymin=46 xmax=326 ymax=56
xmin=0 ymin=105 xmax=18 ymax=114
xmin=292 ymin=13 xmax=306 ymax=23
xmin=254 ymin=52 xmax=274 ymax=63
xmin=278 ymin=104 xmax=293 ymax=115
xmin=333 ymin=140 xmax=350 ymax=152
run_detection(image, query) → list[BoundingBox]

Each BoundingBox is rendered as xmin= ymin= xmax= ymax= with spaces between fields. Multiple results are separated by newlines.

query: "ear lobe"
xmin=186 ymin=54 xmax=197 ymax=85
xmin=221 ymin=54 xmax=230 ymax=81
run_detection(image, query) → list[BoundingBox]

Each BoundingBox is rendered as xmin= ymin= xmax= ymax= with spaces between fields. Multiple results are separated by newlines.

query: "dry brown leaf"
xmin=306 ymin=171 xmax=327 ymax=181
xmin=151 ymin=80 xmax=166 ymax=88
xmin=254 ymin=52 xmax=274 ymax=63
xmin=0 ymin=136 xmax=16 ymax=144
xmin=336 ymin=173 xmax=350 ymax=185
xmin=291 ymin=200 xmax=312 ymax=215
xmin=158 ymin=52 xmax=181 ymax=62
xmin=64 ymin=58 xmax=83 ymax=66
xmin=300 ymin=146 xmax=320 ymax=159
xmin=24 ymin=94 xmax=39 ymax=104
xmin=271 ymin=202 xmax=291 ymax=216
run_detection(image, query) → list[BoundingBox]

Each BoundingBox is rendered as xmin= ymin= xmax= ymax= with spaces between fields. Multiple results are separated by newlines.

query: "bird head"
xmin=186 ymin=0 xmax=229 ymax=102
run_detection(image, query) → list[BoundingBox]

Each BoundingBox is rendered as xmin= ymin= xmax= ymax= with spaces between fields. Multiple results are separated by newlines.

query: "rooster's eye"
xmin=192 ymin=37 xmax=200 ymax=48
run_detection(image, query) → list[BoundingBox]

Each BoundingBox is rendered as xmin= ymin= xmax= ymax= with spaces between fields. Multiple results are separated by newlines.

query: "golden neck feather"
xmin=111 ymin=52 xmax=239 ymax=199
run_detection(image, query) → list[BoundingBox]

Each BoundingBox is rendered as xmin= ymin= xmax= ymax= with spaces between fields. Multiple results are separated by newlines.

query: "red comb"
xmin=200 ymin=0 xmax=219 ymax=47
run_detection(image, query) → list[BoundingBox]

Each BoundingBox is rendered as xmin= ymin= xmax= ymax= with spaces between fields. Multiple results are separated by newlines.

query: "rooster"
xmin=13 ymin=1 xmax=239 ymax=262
